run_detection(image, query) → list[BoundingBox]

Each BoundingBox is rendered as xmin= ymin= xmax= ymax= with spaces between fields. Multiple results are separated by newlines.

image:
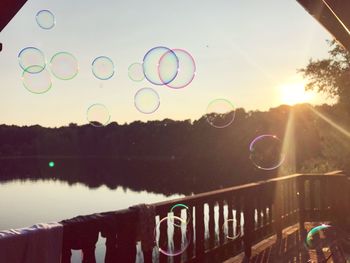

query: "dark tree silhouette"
xmin=0 ymin=104 xmax=343 ymax=195
xmin=299 ymin=39 xmax=350 ymax=114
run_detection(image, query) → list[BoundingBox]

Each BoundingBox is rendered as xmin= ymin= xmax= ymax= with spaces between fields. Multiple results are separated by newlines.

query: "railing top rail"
xmin=325 ymin=170 xmax=344 ymax=175
xmin=152 ymin=172 xmax=346 ymax=209
xmin=59 ymin=171 xmax=345 ymax=225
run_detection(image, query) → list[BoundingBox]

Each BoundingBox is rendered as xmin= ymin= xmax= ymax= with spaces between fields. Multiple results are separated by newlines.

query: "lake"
xmin=0 ymin=178 xmax=184 ymax=262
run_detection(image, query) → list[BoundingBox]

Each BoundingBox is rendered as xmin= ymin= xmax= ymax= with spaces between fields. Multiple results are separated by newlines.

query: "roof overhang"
xmin=0 ymin=0 xmax=27 ymax=33
xmin=1 ymin=1 xmax=350 ymax=51
xmin=297 ymin=0 xmax=350 ymax=51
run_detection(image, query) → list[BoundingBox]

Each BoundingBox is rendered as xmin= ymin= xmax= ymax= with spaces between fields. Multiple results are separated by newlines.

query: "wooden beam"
xmin=0 ymin=0 xmax=27 ymax=32
xmin=296 ymin=0 xmax=350 ymax=51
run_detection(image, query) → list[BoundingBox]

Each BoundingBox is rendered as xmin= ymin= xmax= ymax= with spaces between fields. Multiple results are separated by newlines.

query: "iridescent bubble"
xmin=143 ymin=46 xmax=178 ymax=85
xmin=128 ymin=62 xmax=144 ymax=82
xmin=249 ymin=134 xmax=285 ymax=170
xmin=155 ymin=216 xmax=191 ymax=257
xmin=50 ymin=52 xmax=78 ymax=80
xmin=159 ymin=49 xmax=196 ymax=89
xmin=22 ymin=65 xmax=52 ymax=94
xmin=36 ymin=10 xmax=55 ymax=30
xmin=91 ymin=56 xmax=115 ymax=80
xmin=170 ymin=204 xmax=191 ymax=226
xmin=222 ymin=219 xmax=241 ymax=240
xmin=134 ymin=88 xmax=160 ymax=114
xmin=206 ymin=99 xmax=235 ymax=128
xmin=305 ymin=225 xmax=339 ymax=250
xmin=86 ymin=104 xmax=110 ymax=127
xmin=18 ymin=47 xmax=46 ymax=74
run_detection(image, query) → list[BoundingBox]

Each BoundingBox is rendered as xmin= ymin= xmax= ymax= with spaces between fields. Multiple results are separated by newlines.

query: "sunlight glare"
xmin=280 ymin=82 xmax=314 ymax=105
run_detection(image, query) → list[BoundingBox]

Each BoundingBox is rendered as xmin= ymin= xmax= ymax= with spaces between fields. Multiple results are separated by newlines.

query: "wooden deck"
xmin=226 ymin=222 xmax=349 ymax=263
xmin=52 ymin=171 xmax=350 ymax=263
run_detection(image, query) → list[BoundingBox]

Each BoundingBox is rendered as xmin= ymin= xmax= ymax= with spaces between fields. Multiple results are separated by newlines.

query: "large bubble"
xmin=35 ymin=10 xmax=55 ymax=30
xmin=18 ymin=47 xmax=46 ymax=74
xmin=155 ymin=216 xmax=191 ymax=257
xmin=159 ymin=49 xmax=196 ymax=89
xmin=92 ymin=56 xmax=115 ymax=80
xmin=22 ymin=65 xmax=52 ymax=94
xmin=50 ymin=52 xmax=79 ymax=80
xmin=305 ymin=225 xmax=343 ymax=251
xmin=86 ymin=104 xmax=111 ymax=127
xmin=143 ymin=46 xmax=178 ymax=85
xmin=249 ymin=134 xmax=285 ymax=170
xmin=134 ymin=88 xmax=160 ymax=114
xmin=206 ymin=99 xmax=235 ymax=128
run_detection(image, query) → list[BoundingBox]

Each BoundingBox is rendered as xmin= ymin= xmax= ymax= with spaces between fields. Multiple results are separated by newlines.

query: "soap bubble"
xmin=36 ymin=10 xmax=55 ymax=30
xmin=134 ymin=88 xmax=160 ymax=114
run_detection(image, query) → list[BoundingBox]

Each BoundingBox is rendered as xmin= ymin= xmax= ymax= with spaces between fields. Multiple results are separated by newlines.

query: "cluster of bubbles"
xmin=131 ymin=46 xmax=197 ymax=116
xmin=18 ymin=47 xmax=79 ymax=94
xmin=142 ymin=47 xmax=196 ymax=88
xmin=24 ymin=10 xmax=285 ymax=171
xmin=21 ymin=13 xmax=198 ymax=125
xmin=305 ymin=224 xmax=350 ymax=262
xmin=18 ymin=11 xmax=77 ymax=93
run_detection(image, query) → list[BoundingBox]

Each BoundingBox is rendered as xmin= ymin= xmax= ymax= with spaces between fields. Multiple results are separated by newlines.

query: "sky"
xmin=0 ymin=0 xmax=334 ymax=127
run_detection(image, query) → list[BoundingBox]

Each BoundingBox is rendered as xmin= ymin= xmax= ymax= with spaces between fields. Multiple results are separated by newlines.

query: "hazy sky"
xmin=0 ymin=0 xmax=333 ymax=127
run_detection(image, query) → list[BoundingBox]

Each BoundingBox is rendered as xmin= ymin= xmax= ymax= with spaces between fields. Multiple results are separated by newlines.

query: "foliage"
xmin=0 ymin=104 xmax=346 ymax=195
xmin=299 ymin=39 xmax=350 ymax=113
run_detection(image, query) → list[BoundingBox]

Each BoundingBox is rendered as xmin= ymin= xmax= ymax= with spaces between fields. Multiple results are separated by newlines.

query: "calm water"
xmin=0 ymin=179 xmax=184 ymax=262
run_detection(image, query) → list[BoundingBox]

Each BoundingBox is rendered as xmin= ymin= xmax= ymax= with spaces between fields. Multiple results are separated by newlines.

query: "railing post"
xmin=243 ymin=189 xmax=254 ymax=259
xmin=331 ymin=176 xmax=348 ymax=229
xmin=297 ymin=176 xmax=306 ymax=238
xmin=101 ymin=211 xmax=137 ymax=263
xmin=272 ymin=182 xmax=282 ymax=240
xmin=61 ymin=216 xmax=100 ymax=263
xmin=195 ymin=204 xmax=205 ymax=261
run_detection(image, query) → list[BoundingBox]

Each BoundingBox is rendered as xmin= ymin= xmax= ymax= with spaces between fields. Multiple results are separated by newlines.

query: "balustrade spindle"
xmin=208 ymin=201 xmax=216 ymax=249
xmin=195 ymin=204 xmax=205 ymax=261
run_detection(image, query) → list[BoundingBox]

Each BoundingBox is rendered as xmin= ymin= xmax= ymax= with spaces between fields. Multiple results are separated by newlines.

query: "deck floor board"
xmin=224 ymin=222 xmax=347 ymax=263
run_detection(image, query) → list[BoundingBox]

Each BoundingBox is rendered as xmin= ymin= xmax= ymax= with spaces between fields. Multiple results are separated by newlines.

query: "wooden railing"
xmin=59 ymin=171 xmax=349 ymax=263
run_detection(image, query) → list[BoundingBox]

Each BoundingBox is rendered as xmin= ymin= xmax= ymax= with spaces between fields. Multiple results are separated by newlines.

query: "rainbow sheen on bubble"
xmin=305 ymin=225 xmax=339 ymax=250
xmin=86 ymin=104 xmax=110 ymax=127
xmin=134 ymin=88 xmax=160 ymax=114
xmin=18 ymin=47 xmax=46 ymax=74
xmin=249 ymin=134 xmax=285 ymax=170
xmin=50 ymin=52 xmax=78 ymax=80
xmin=128 ymin=63 xmax=144 ymax=82
xmin=170 ymin=204 xmax=191 ymax=226
xmin=92 ymin=56 xmax=115 ymax=80
xmin=155 ymin=216 xmax=191 ymax=257
xmin=159 ymin=49 xmax=196 ymax=89
xmin=143 ymin=46 xmax=178 ymax=85
xmin=222 ymin=219 xmax=241 ymax=240
xmin=22 ymin=65 xmax=52 ymax=94
xmin=206 ymin=99 xmax=235 ymax=128
xmin=36 ymin=10 xmax=55 ymax=30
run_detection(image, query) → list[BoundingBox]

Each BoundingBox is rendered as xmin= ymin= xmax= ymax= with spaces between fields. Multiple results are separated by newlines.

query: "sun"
xmin=280 ymin=82 xmax=314 ymax=105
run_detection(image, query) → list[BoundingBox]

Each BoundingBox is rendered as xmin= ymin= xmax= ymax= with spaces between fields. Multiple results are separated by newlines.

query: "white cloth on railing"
xmin=0 ymin=222 xmax=63 ymax=263
xmin=130 ymin=204 xmax=156 ymax=252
